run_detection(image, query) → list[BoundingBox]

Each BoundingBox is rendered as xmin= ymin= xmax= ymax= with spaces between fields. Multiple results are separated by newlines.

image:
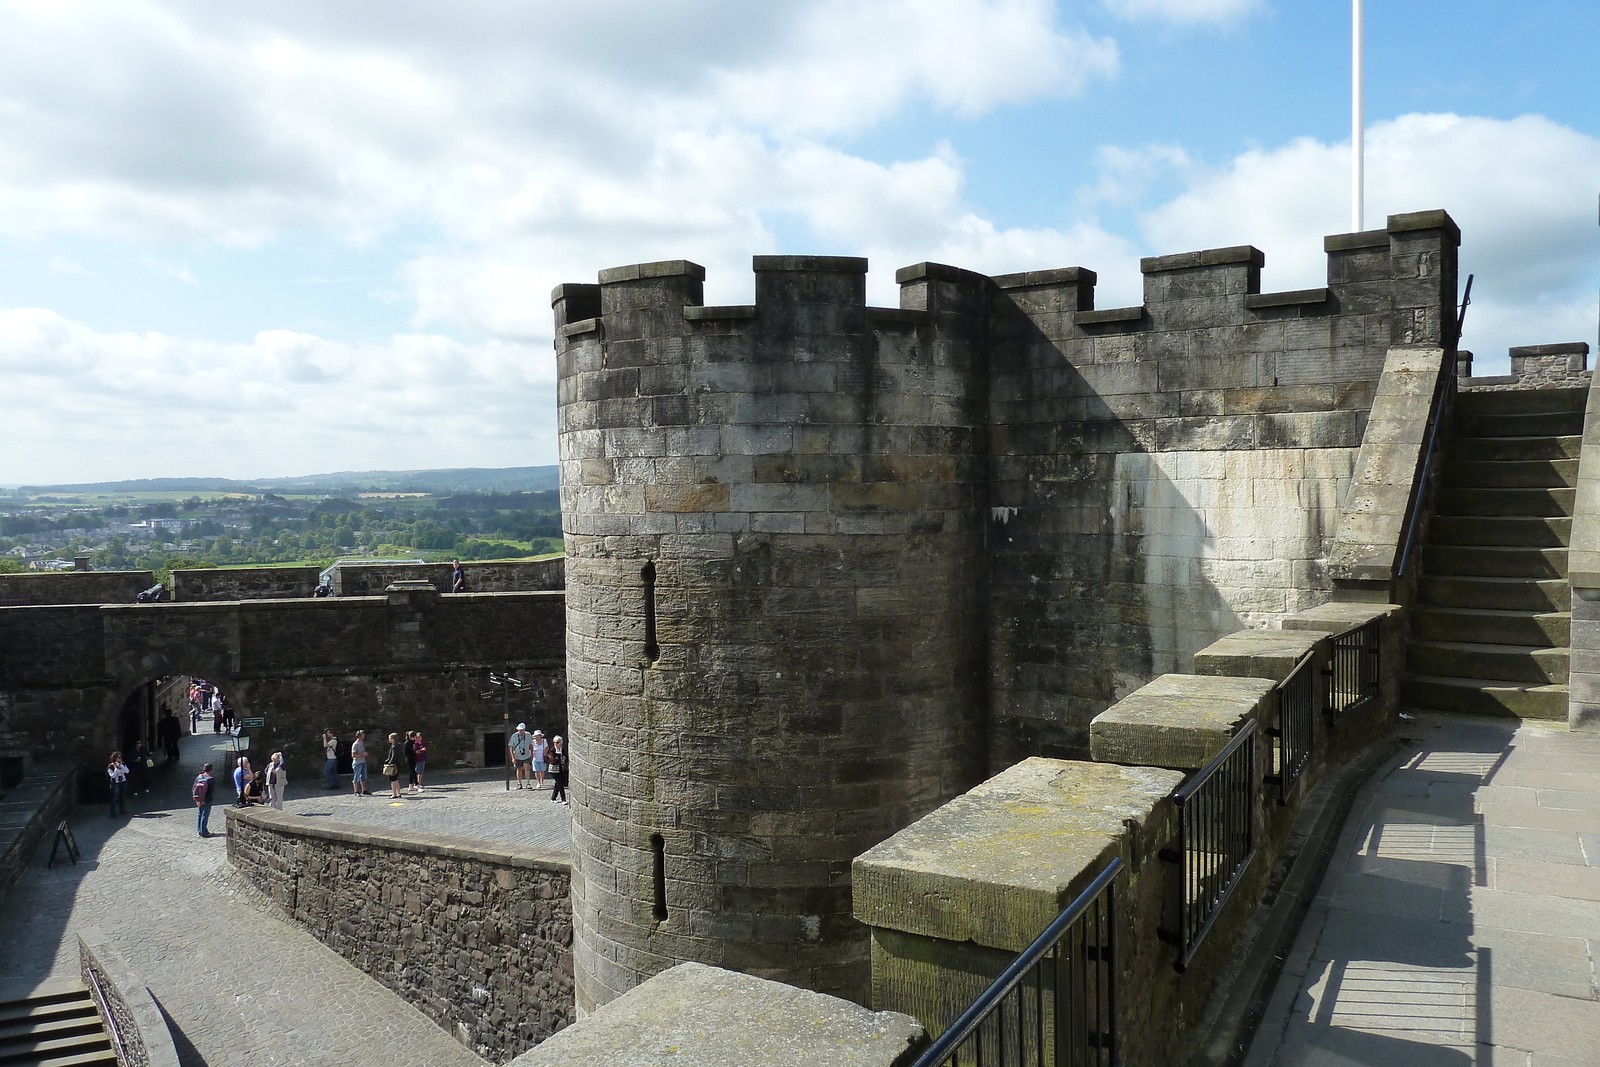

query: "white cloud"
xmin=1129 ymin=112 xmax=1600 ymax=370
xmin=0 ymin=308 xmax=553 ymax=483
xmin=1101 ymin=0 xmax=1264 ymax=25
xmin=46 ymin=255 xmax=91 ymax=277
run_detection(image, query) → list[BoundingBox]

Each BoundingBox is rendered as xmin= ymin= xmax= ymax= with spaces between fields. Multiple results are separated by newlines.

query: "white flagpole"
xmin=1352 ymin=0 xmax=1364 ymax=232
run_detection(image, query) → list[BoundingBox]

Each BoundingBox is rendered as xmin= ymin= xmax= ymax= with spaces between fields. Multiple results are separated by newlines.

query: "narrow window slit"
xmin=650 ymin=832 xmax=668 ymax=922
xmin=641 ymin=561 xmax=660 ymax=663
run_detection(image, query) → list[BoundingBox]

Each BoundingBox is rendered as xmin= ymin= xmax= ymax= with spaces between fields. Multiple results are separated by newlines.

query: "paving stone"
xmin=0 ymin=737 xmax=492 ymax=1067
xmin=1252 ymin=714 xmax=1600 ymax=1066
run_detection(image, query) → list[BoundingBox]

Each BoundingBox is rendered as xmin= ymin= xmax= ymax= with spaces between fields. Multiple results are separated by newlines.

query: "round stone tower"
xmin=553 ymin=255 xmax=990 ymax=1011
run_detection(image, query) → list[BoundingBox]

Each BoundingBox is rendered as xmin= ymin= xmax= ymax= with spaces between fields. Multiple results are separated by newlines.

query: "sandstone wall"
xmin=330 ymin=558 xmax=564 ymax=596
xmin=228 ymin=809 xmax=573 ymax=1061
xmin=985 ymin=212 xmax=1458 ymax=766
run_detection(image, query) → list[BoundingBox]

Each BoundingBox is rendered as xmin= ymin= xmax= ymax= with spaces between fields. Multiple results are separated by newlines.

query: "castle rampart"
xmin=554 ymin=210 xmax=1459 ymax=1010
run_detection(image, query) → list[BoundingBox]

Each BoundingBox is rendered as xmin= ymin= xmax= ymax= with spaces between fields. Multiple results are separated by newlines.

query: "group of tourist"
xmin=307 ymin=727 xmax=431 ymax=798
xmin=508 ymin=723 xmax=567 ymax=803
xmin=187 ymin=679 xmax=233 ymax=733
xmin=228 ymin=751 xmax=289 ymax=812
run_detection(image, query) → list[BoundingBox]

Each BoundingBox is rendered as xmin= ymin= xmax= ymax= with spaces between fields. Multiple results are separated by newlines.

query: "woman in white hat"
xmin=531 ymin=730 xmax=548 ymax=789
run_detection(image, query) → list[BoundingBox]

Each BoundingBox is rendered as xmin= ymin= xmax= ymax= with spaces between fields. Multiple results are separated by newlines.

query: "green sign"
xmin=240 ymin=717 xmax=265 ymax=728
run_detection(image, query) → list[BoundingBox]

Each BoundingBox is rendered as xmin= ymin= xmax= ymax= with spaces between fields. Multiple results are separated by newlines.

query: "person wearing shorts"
xmin=509 ymin=723 xmax=534 ymax=789
xmin=350 ymin=730 xmax=369 ymax=796
xmin=531 ymin=730 xmax=548 ymax=789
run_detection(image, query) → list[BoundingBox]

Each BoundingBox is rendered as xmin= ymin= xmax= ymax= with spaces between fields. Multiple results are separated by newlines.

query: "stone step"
xmin=1422 ymin=545 xmax=1567 ymax=579
xmin=1427 ymin=515 xmax=1571 ymax=548
xmin=1451 ymin=435 xmax=1583 ymax=462
xmin=1458 ymin=410 xmax=1586 ymax=437
xmin=1455 ymin=386 xmax=1589 ymax=416
xmin=1417 ymin=575 xmax=1570 ymax=612
xmin=1411 ymin=606 xmax=1570 ymax=648
xmin=1401 ymin=674 xmax=1569 ymax=720
xmin=1406 ymin=640 xmax=1569 ymax=685
xmin=1442 ymin=458 xmax=1578 ymax=489
xmin=1435 ymin=487 xmax=1574 ymax=517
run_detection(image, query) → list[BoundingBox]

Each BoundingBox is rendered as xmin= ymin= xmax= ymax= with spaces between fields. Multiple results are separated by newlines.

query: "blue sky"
xmin=1 ymin=0 xmax=1596 ymax=483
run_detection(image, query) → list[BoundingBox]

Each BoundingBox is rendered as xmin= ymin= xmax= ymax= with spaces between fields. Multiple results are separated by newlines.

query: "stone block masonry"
xmin=0 ymin=571 xmax=154 ymax=607
xmin=0 ymin=589 xmax=566 ymax=773
xmin=228 ymin=807 xmax=574 ymax=1062
xmin=554 ymin=211 xmax=1460 ymax=1011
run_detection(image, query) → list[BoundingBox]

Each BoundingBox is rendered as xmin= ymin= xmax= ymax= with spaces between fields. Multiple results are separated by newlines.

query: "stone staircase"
xmin=1403 ymin=386 xmax=1587 ymax=719
xmin=0 ymin=984 xmax=115 ymax=1067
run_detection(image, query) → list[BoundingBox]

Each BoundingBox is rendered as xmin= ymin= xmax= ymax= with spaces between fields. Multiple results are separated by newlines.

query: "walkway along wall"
xmin=228 ymin=807 xmax=573 ymax=1062
xmin=0 ymin=588 xmax=566 ymax=776
xmin=855 ymin=599 xmax=1405 ymax=1067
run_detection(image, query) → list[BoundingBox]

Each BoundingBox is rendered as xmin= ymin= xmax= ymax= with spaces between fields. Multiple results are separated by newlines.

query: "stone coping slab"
xmin=507 ymin=962 xmax=923 ymax=1067
xmin=227 ymin=807 xmax=569 ymax=873
xmin=1090 ymin=673 xmax=1273 ymax=771
xmin=853 ymin=758 xmax=1183 ymax=952
xmin=79 ymin=927 xmax=182 ymax=1067
xmin=1193 ymin=628 xmax=1322 ymax=682
xmin=1279 ymin=601 xmax=1399 ymax=635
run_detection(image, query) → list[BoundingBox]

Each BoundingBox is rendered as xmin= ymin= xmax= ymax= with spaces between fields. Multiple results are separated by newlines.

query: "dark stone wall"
xmin=228 ymin=808 xmax=573 ymax=1061
xmin=0 ymin=571 xmax=153 ymax=607
xmin=0 ymin=591 xmax=566 ymax=774
xmin=331 ymin=558 xmax=564 ymax=596
xmin=556 ymin=257 xmax=989 ymax=1011
xmin=172 ymin=566 xmax=321 ymax=601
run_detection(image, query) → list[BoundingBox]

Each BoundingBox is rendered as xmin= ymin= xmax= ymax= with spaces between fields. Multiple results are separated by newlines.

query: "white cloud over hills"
xmin=0 ymin=0 xmax=1594 ymax=482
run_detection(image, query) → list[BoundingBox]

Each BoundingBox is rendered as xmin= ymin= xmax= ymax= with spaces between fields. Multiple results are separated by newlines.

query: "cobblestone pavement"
xmin=1247 ymin=714 xmax=1600 ymax=1067
xmin=0 ymin=732 xmax=489 ymax=1067
xmin=277 ymin=769 xmax=571 ymax=852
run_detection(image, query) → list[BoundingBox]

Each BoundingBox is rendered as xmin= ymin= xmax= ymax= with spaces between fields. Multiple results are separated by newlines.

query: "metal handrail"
xmin=1165 ymin=719 xmax=1258 ymax=970
xmin=83 ymin=964 xmax=130 ymax=1063
xmin=910 ymin=856 xmax=1123 ymax=1067
xmin=1267 ymin=652 xmax=1317 ymax=803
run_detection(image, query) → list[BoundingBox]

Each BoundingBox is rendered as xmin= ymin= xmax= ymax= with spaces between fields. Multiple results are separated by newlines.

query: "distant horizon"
xmin=3 ymin=464 xmax=560 ymax=495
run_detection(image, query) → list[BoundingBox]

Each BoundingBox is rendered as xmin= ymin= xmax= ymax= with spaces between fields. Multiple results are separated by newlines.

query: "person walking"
xmin=384 ymin=733 xmax=404 ymax=798
xmin=450 ymin=560 xmax=466 ymax=593
xmin=509 ymin=723 xmax=533 ymax=789
xmin=531 ymin=730 xmax=548 ymax=790
xmin=407 ymin=731 xmax=427 ymax=793
xmin=264 ymin=752 xmax=287 ymax=810
xmin=350 ymin=730 xmax=369 ymax=796
xmin=322 ymin=728 xmax=340 ymax=790
xmin=211 ymin=689 xmax=224 ymax=733
xmin=233 ymin=757 xmax=253 ymax=806
xmin=193 ymin=763 xmax=216 ymax=837
xmin=548 ymin=736 xmax=568 ymax=805
xmin=107 ymin=752 xmax=129 ymax=817
xmin=157 ymin=710 xmax=181 ymax=762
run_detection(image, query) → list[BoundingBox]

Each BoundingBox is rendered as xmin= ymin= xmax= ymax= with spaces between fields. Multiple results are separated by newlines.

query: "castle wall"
xmin=552 ymin=210 xmax=1460 ymax=1010
xmin=329 ymin=557 xmax=564 ymax=596
xmin=0 ymin=571 xmax=154 ymax=607
xmin=555 ymin=257 xmax=989 ymax=1011
xmin=984 ymin=211 xmax=1459 ymax=765
xmin=0 ymin=591 xmax=567 ymax=774
xmin=171 ymin=566 xmax=321 ymax=601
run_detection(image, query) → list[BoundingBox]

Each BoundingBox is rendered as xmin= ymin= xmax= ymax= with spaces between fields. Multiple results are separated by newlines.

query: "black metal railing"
xmin=1327 ymin=620 xmax=1381 ymax=720
xmin=1160 ymin=720 xmax=1257 ymax=970
xmin=911 ymin=857 xmax=1121 ymax=1067
xmin=1267 ymin=653 xmax=1316 ymax=804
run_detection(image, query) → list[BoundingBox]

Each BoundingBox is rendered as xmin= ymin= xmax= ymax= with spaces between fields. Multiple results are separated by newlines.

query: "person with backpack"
xmin=193 ymin=763 xmax=216 ymax=837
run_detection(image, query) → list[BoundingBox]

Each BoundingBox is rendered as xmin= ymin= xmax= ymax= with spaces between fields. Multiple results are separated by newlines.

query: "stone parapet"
xmin=1089 ymin=674 xmax=1274 ymax=770
xmin=171 ymin=566 xmax=321 ymax=601
xmin=227 ymin=807 xmax=573 ymax=1061
xmin=0 ymin=760 xmax=76 ymax=911
xmin=0 ymin=571 xmax=154 ymax=607
xmin=1463 ymin=342 xmax=1591 ymax=393
xmin=78 ymin=928 xmax=182 ymax=1067
xmin=1566 ymin=364 xmax=1600 ymax=730
xmin=507 ymin=962 xmax=923 ymax=1067
xmin=1327 ymin=345 xmax=1451 ymax=591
